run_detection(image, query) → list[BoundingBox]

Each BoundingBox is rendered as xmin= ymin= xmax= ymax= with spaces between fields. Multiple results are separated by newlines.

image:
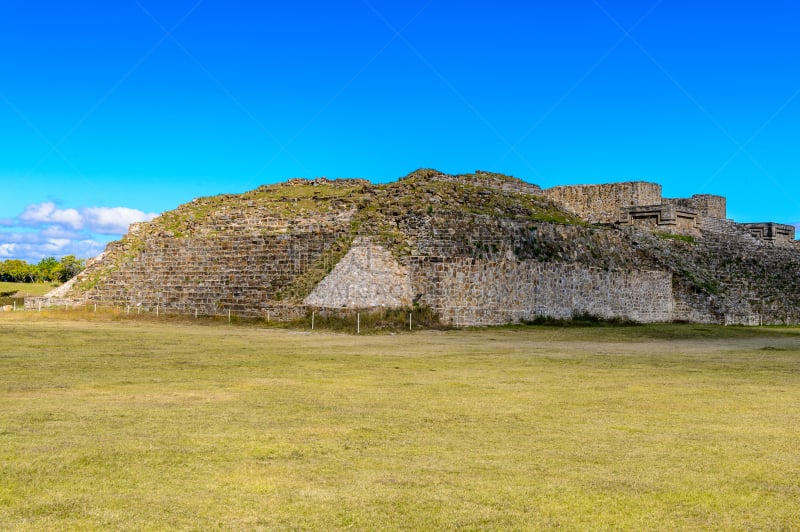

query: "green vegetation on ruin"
xmin=1 ymin=315 xmax=799 ymax=529
xmin=77 ymin=269 xmax=113 ymax=293
xmin=153 ymin=179 xmax=373 ymax=238
xmin=382 ymin=171 xmax=587 ymax=225
xmin=656 ymin=232 xmax=696 ymax=244
xmin=75 ymin=234 xmax=145 ymax=293
xmin=137 ymin=170 xmax=586 ymax=244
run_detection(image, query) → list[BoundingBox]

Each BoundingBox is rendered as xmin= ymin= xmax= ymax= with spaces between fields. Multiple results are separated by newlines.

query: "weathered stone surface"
xmin=422 ymin=169 xmax=543 ymax=196
xmin=412 ymin=258 xmax=673 ymax=325
xmin=740 ymin=223 xmax=796 ymax=245
xmin=544 ymin=182 xmax=662 ymax=224
xmin=667 ymin=194 xmax=726 ymax=220
xmin=620 ymin=204 xmax=700 ymax=237
xmin=305 ymin=237 xmax=412 ymax=308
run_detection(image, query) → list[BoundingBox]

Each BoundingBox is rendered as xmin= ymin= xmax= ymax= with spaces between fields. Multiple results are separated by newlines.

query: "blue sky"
xmin=2 ymin=1 xmax=799 ymax=261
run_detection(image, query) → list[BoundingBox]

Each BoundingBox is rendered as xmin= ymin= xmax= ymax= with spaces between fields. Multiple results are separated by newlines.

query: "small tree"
xmin=0 ymin=256 xmax=85 ymax=283
xmin=35 ymin=257 xmax=62 ymax=283
xmin=58 ymin=255 xmax=85 ymax=282
xmin=0 ymin=259 xmax=35 ymax=282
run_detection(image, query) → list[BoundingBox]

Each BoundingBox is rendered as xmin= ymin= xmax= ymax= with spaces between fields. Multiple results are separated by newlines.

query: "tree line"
xmin=0 ymin=256 xmax=85 ymax=283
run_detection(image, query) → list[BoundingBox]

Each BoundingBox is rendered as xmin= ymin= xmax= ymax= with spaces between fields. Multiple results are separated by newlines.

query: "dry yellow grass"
xmin=1 ymin=314 xmax=799 ymax=529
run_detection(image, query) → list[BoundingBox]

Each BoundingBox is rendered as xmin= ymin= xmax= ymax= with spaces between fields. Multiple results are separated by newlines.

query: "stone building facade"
xmin=740 ymin=223 xmax=796 ymax=244
xmin=543 ymin=182 xmax=662 ymax=224
xmin=544 ymin=180 xmax=794 ymax=246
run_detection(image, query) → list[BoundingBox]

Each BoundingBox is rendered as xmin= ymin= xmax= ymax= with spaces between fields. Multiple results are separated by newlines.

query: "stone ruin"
xmin=27 ymin=169 xmax=800 ymax=326
xmin=544 ymin=181 xmax=795 ymax=244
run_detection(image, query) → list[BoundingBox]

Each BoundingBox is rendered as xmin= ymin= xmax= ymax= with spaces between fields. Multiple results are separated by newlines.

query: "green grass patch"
xmin=681 ymin=268 xmax=722 ymax=295
xmin=152 ymin=179 xmax=372 ymax=237
xmin=0 ymin=282 xmax=57 ymax=297
xmin=1 ymin=316 xmax=799 ymax=529
xmin=656 ymin=232 xmax=696 ymax=244
xmin=0 ymin=282 xmax=57 ymax=307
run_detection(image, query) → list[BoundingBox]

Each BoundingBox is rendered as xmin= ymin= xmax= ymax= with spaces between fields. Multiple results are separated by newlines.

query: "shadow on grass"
xmin=508 ymin=312 xmax=800 ymax=340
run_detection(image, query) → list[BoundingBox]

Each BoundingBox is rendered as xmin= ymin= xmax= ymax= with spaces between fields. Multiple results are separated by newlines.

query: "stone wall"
xmin=24 ymin=297 xmax=84 ymax=311
xmin=544 ymin=182 xmax=662 ymax=223
xmin=411 ymin=258 xmax=674 ymax=325
xmin=740 ymin=223 xmax=796 ymax=245
xmin=294 ymin=236 xmax=679 ymax=326
xmin=667 ymin=194 xmax=726 ymax=220
xmin=620 ymin=204 xmax=700 ymax=236
xmin=698 ymin=216 xmax=741 ymax=236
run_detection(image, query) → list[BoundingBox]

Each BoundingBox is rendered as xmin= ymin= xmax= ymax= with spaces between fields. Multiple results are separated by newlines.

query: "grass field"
xmin=0 ymin=282 xmax=55 ymax=307
xmin=1 ymin=314 xmax=799 ymax=530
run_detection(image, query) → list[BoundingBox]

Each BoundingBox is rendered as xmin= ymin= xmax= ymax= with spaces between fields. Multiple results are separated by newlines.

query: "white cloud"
xmin=42 ymin=238 xmax=71 ymax=253
xmin=0 ymin=230 xmax=107 ymax=263
xmin=1 ymin=201 xmax=158 ymax=262
xmin=20 ymin=202 xmax=83 ymax=230
xmin=71 ymin=239 xmax=109 ymax=258
xmin=17 ymin=202 xmax=158 ymax=235
xmin=83 ymin=206 xmax=158 ymax=234
xmin=40 ymin=225 xmax=83 ymax=239
xmin=0 ymin=243 xmax=17 ymax=257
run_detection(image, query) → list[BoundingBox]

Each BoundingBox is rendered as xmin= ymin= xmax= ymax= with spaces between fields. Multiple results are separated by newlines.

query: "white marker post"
xmin=357 ymin=312 xmax=360 ymax=334
xmin=312 ymin=311 xmax=315 ymax=330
